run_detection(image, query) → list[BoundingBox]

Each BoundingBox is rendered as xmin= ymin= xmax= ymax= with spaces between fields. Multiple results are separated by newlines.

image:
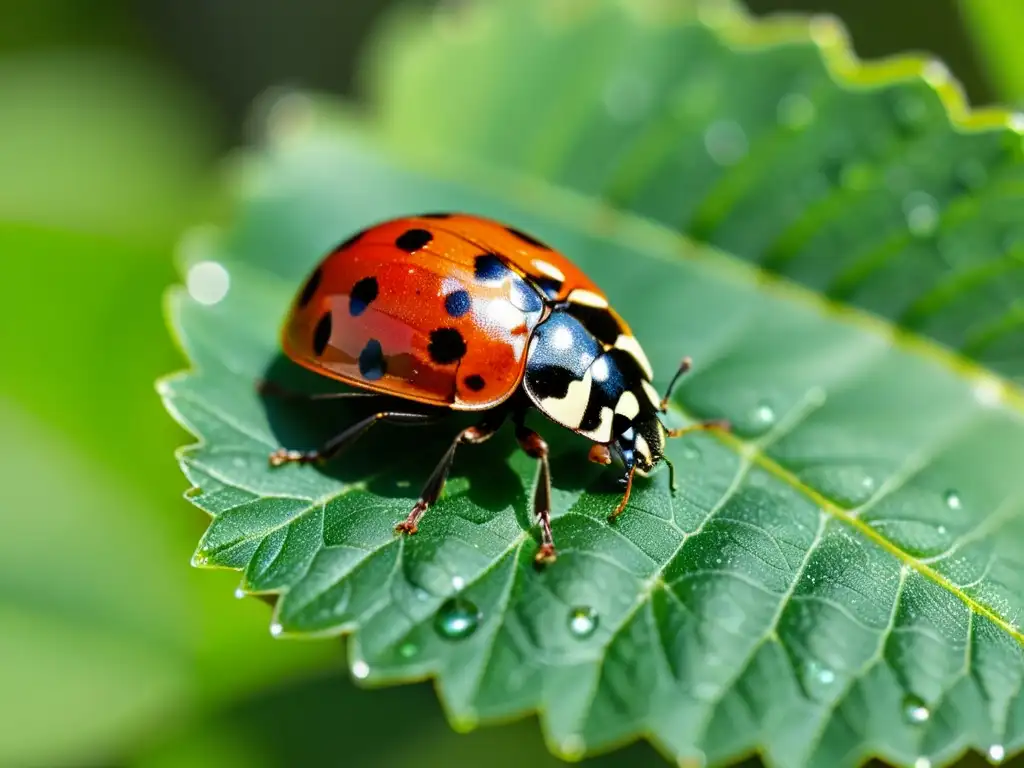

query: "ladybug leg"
xmin=513 ymin=421 xmax=556 ymax=565
xmin=269 ymin=410 xmax=438 ymax=467
xmin=608 ymin=466 xmax=636 ymax=522
xmin=665 ymin=419 xmax=731 ymax=439
xmin=395 ymin=415 xmax=506 ymax=536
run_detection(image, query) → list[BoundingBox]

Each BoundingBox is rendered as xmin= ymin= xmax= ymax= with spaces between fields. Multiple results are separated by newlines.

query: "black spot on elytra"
xmin=464 ymin=374 xmax=486 ymax=391
xmin=298 ymin=268 xmax=322 ymax=307
xmin=526 ymin=365 xmax=574 ymax=400
xmin=419 ymin=212 xmax=453 ymax=219
xmin=444 ymin=289 xmax=471 ymax=318
xmin=358 ymin=339 xmax=386 ymax=380
xmin=565 ymin=303 xmax=621 ymax=346
xmin=313 ymin=312 xmax=332 ymax=356
xmin=336 ymin=229 xmax=364 ymax=251
xmin=349 ymin=276 xmax=379 ymax=317
xmin=395 ymin=228 xmax=433 ymax=252
xmin=428 ymin=328 xmax=467 ymax=365
xmin=506 ymin=226 xmax=550 ymax=250
xmin=474 ymin=253 xmax=508 ymax=282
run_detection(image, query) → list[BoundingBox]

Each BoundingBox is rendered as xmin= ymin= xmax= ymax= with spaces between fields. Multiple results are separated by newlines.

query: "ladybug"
xmin=266 ymin=213 xmax=728 ymax=564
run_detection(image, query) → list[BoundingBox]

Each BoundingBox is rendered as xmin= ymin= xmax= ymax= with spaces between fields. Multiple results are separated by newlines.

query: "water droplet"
xmin=903 ymin=191 xmax=939 ymax=237
xmin=704 ymin=120 xmax=748 ymax=166
xmin=902 ymin=695 xmax=930 ymax=724
xmin=435 ymin=597 xmax=481 ymax=640
xmin=682 ymin=445 xmax=701 ymax=460
xmin=944 ymin=490 xmax=962 ymax=510
xmin=269 ymin=622 xmax=283 ymax=637
xmin=937 ymin=525 xmax=947 ymax=535
xmin=191 ymin=552 xmax=209 ymax=567
xmin=777 ymin=93 xmax=816 ymax=130
xmin=914 ymin=758 xmax=931 ymax=768
xmin=973 ymin=377 xmax=1004 ymax=408
xmin=186 ymin=261 xmax=231 ymax=305
xmin=988 ymin=744 xmax=1006 ymax=763
xmin=753 ymin=402 xmax=776 ymax=428
xmin=603 ymin=72 xmax=652 ymax=123
xmin=861 ymin=475 xmax=876 ymax=492
xmin=560 ymin=734 xmax=586 ymax=760
xmin=451 ymin=575 xmax=465 ymax=591
xmin=351 ymin=660 xmax=370 ymax=679
xmin=398 ymin=641 xmax=419 ymax=659
xmin=234 ymin=587 xmax=246 ymax=599
xmin=412 ymin=587 xmax=431 ymax=601
xmin=808 ymin=660 xmax=836 ymax=686
xmin=568 ymin=607 xmax=599 ymax=638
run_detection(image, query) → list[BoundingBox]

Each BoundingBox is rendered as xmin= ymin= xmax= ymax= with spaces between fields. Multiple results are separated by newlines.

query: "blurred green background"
xmin=0 ymin=1 xmax=1019 ymax=767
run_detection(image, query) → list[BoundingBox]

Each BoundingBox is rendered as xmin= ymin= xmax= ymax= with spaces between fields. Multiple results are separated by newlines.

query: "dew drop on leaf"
xmin=776 ymin=93 xmax=816 ymax=130
xmin=435 ymin=597 xmax=481 ymax=640
xmin=351 ymin=660 xmax=370 ymax=679
xmin=902 ymin=694 xmax=930 ymax=724
xmin=944 ymin=490 xmax=962 ymax=510
xmin=988 ymin=744 xmax=1006 ymax=763
xmin=451 ymin=575 xmax=466 ymax=591
xmin=937 ymin=525 xmax=947 ymax=535
xmin=568 ymin=606 xmax=599 ymax=638
xmin=903 ymin=191 xmax=939 ymax=237
xmin=914 ymin=758 xmax=931 ymax=768
xmin=269 ymin=622 xmax=283 ymax=637
xmin=186 ymin=261 xmax=230 ymax=305
xmin=704 ymin=119 xmax=748 ymax=166
xmin=233 ymin=586 xmax=246 ymax=599
xmin=398 ymin=641 xmax=418 ymax=659
xmin=753 ymin=402 xmax=776 ymax=428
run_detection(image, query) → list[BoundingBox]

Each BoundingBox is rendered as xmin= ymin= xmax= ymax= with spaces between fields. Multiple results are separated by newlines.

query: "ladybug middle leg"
xmin=512 ymin=414 xmax=557 ymax=565
xmin=395 ymin=410 xmax=508 ymax=536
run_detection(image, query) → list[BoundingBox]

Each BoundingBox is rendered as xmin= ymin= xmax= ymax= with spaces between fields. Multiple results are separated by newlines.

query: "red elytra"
xmin=267 ymin=213 xmax=728 ymax=564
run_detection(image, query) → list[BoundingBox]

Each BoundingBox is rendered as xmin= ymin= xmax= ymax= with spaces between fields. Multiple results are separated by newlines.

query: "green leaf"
xmin=959 ymin=0 xmax=1024 ymax=105
xmin=370 ymin=0 xmax=1024 ymax=382
xmin=161 ymin=3 xmax=1024 ymax=767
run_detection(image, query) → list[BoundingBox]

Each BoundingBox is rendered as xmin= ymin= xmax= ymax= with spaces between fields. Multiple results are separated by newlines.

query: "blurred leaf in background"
xmin=0 ymin=42 xmax=334 ymax=768
xmin=958 ymin=0 xmax=1024 ymax=105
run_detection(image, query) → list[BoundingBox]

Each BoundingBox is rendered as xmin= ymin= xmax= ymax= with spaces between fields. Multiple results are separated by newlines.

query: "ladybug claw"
xmin=534 ymin=543 xmax=557 ymax=566
xmin=394 ymin=520 xmax=419 ymax=536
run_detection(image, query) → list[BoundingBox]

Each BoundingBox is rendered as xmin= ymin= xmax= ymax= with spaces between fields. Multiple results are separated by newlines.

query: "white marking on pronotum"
xmin=531 ymin=259 xmax=566 ymax=283
xmin=540 ymin=369 xmax=593 ymax=429
xmin=578 ymin=406 xmax=614 ymax=443
xmin=567 ymin=288 xmax=609 ymax=308
xmin=641 ymin=380 xmax=662 ymax=410
xmin=614 ymin=334 xmax=654 ymax=379
xmin=615 ymin=391 xmax=640 ymax=420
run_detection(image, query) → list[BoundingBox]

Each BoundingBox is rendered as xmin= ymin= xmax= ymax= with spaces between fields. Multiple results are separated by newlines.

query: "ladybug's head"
xmin=610 ymin=412 xmax=667 ymax=478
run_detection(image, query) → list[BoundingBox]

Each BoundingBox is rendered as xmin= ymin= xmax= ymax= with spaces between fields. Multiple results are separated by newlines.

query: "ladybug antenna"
xmin=659 ymin=357 xmax=692 ymax=412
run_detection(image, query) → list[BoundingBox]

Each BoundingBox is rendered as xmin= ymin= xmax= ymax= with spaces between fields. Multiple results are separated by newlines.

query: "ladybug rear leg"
xmin=269 ymin=409 xmax=440 ymax=467
xmin=513 ymin=418 xmax=556 ymax=566
xmin=395 ymin=412 xmax=507 ymax=536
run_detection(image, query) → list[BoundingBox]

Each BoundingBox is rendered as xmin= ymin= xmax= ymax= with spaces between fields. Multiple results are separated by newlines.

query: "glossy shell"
xmin=281 ymin=214 xmax=592 ymax=410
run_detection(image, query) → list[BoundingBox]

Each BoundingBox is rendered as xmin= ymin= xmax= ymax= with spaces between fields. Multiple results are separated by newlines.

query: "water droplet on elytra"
xmin=903 ymin=191 xmax=939 ymax=237
xmin=568 ymin=607 xmax=599 ymax=639
xmin=435 ymin=597 xmax=480 ymax=640
xmin=777 ymin=93 xmax=816 ymax=130
xmin=704 ymin=119 xmax=748 ymax=166
xmin=988 ymin=744 xmax=1006 ymax=763
xmin=944 ymin=490 xmax=962 ymax=510
xmin=902 ymin=694 xmax=930 ymax=724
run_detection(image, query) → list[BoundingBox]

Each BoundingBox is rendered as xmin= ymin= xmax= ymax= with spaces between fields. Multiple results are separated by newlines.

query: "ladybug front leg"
xmin=395 ymin=414 xmax=506 ymax=536
xmin=514 ymin=420 xmax=556 ymax=566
